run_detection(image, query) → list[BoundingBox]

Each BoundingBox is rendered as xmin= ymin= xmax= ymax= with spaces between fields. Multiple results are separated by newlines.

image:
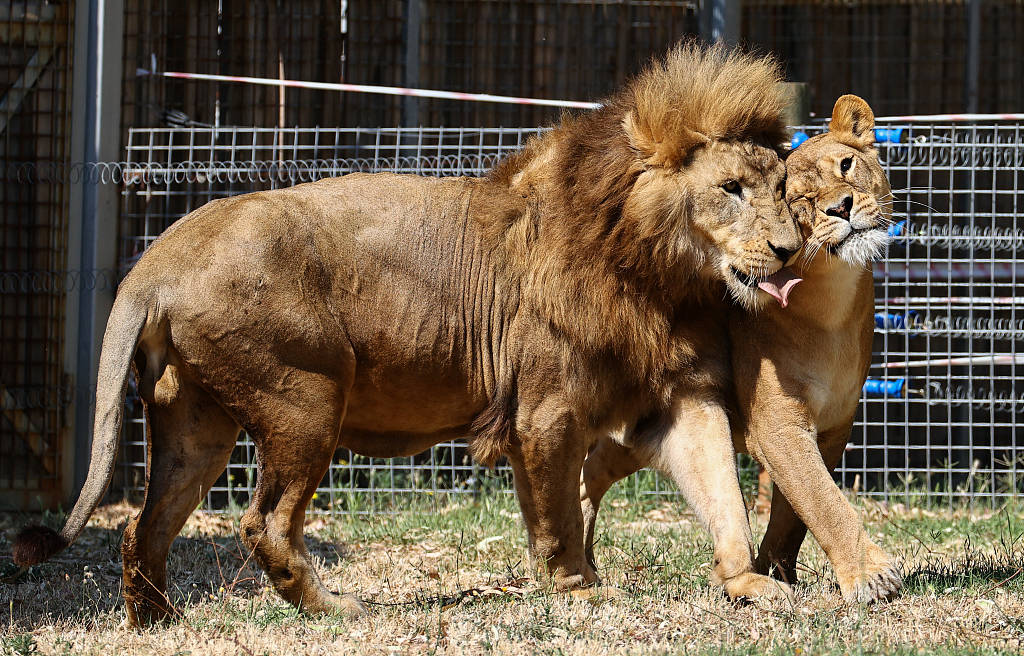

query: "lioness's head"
xmin=619 ymin=42 xmax=803 ymax=310
xmin=786 ymin=95 xmax=892 ymax=266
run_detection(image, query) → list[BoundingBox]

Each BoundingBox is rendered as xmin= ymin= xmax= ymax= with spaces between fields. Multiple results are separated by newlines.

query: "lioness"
xmin=13 ymin=43 xmax=802 ymax=625
xmin=581 ymin=95 xmax=902 ymax=603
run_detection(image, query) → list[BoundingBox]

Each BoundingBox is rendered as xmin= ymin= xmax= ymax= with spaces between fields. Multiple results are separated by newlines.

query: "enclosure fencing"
xmin=41 ymin=123 xmax=1024 ymax=511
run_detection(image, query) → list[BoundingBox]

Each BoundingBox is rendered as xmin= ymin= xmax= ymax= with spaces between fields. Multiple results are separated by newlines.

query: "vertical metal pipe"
xmin=402 ymin=0 xmax=422 ymax=128
xmin=70 ymin=0 xmax=124 ymax=493
xmin=965 ymin=0 xmax=982 ymax=113
xmin=701 ymin=0 xmax=742 ymax=45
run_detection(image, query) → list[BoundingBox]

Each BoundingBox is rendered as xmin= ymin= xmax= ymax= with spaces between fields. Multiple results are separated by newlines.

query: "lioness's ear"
xmin=623 ymin=111 xmax=708 ymax=168
xmin=829 ymin=95 xmax=875 ymax=150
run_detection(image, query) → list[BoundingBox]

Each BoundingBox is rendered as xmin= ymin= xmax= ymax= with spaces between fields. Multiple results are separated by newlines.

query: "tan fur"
xmin=12 ymin=43 xmax=802 ymax=626
xmin=581 ymin=95 xmax=902 ymax=604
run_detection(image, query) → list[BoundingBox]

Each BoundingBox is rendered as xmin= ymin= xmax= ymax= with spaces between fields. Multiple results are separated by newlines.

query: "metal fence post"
xmin=66 ymin=0 xmax=125 ymax=496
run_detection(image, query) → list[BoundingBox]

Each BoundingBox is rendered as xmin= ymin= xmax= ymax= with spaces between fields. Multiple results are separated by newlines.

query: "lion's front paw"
xmin=839 ymin=558 xmax=902 ymax=604
xmin=723 ymin=572 xmax=794 ymax=604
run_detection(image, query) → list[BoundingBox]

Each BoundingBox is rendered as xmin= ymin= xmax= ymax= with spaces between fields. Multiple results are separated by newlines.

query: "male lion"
xmin=13 ymin=43 xmax=801 ymax=625
xmin=581 ymin=95 xmax=902 ymax=604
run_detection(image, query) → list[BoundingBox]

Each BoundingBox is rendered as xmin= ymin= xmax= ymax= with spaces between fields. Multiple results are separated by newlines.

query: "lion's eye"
xmin=840 ymin=156 xmax=853 ymax=174
xmin=721 ymin=180 xmax=741 ymax=195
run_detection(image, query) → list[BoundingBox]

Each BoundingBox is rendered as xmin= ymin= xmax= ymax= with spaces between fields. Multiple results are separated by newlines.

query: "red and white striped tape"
xmin=874 ymin=112 xmax=1024 ymax=122
xmin=881 ymin=296 xmax=1024 ymax=305
xmin=875 ymin=262 xmax=1024 ymax=281
xmin=140 ymin=70 xmax=1024 ymax=122
xmin=873 ymin=354 xmax=1024 ymax=369
xmin=138 ymin=70 xmax=603 ymax=110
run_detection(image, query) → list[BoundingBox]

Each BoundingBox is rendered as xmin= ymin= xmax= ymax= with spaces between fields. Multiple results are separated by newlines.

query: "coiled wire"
xmin=1 ymin=155 xmax=505 ymax=185
xmin=902 ymin=223 xmax=1024 ymax=253
xmin=875 ymin=312 xmax=1024 ymax=340
xmin=921 ymin=383 xmax=1024 ymax=414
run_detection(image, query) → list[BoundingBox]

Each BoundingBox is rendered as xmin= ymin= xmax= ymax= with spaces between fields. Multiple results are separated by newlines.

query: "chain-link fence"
xmin=69 ymin=122 xmax=1016 ymax=511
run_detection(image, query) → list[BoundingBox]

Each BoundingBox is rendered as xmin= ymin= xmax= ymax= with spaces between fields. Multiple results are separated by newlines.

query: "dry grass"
xmin=2 ymin=491 xmax=1023 ymax=655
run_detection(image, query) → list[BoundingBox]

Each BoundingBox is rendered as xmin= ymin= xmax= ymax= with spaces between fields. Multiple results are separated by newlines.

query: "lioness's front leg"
xmin=754 ymin=425 xmax=850 ymax=585
xmin=505 ymin=410 xmax=598 ymax=591
xmin=747 ymin=412 xmax=901 ymax=603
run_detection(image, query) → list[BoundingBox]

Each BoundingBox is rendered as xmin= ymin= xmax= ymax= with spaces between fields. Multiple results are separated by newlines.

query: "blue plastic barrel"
xmin=863 ymin=377 xmax=906 ymax=398
xmin=888 ymin=220 xmax=907 ymax=239
xmin=874 ymin=127 xmax=904 ymax=143
xmin=874 ymin=311 xmax=918 ymax=330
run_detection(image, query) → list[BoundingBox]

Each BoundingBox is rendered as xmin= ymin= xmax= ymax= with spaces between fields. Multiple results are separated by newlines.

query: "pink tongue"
xmin=757 ymin=267 xmax=803 ymax=308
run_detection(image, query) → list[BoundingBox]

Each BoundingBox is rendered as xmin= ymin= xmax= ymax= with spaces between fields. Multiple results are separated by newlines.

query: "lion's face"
xmin=633 ymin=140 xmax=802 ymax=310
xmin=786 ymin=95 xmax=892 ymax=267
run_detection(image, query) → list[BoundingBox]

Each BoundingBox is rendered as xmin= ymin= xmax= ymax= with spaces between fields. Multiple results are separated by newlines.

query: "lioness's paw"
xmin=723 ymin=572 xmax=794 ymax=604
xmin=840 ymin=560 xmax=903 ymax=604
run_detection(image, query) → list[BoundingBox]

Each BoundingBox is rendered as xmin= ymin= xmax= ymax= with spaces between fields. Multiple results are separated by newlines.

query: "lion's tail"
xmin=12 ymin=290 xmax=149 ymax=567
xmin=469 ymin=381 xmax=518 ymax=468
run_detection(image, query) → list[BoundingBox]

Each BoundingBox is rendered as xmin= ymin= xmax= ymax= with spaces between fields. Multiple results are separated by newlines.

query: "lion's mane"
xmin=471 ymin=42 xmax=787 ymax=465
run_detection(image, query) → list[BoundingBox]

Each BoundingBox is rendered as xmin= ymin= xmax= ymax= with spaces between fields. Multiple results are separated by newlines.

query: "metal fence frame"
xmin=89 ymin=123 xmax=1017 ymax=510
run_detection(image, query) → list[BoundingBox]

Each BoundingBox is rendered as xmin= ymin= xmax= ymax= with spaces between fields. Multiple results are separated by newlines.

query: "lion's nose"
xmin=767 ymin=240 xmax=796 ymax=263
xmin=826 ymin=195 xmax=853 ymax=221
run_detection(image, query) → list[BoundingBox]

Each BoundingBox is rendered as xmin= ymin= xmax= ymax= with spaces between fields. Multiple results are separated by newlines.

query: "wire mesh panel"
xmin=0 ymin=0 xmax=75 ymax=509
xmin=116 ymin=126 xmax=544 ymax=511
xmin=853 ymin=123 xmax=1024 ymax=506
xmin=113 ymin=123 xmax=1024 ymax=510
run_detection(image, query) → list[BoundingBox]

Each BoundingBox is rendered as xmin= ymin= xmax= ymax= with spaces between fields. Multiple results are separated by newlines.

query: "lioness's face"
xmin=681 ymin=141 xmax=803 ymax=309
xmin=786 ymin=95 xmax=892 ymax=267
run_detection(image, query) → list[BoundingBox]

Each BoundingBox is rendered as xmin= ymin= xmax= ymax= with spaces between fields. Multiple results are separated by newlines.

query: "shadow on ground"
xmin=903 ymin=550 xmax=1024 ymax=593
xmin=1 ymin=513 xmax=352 ymax=629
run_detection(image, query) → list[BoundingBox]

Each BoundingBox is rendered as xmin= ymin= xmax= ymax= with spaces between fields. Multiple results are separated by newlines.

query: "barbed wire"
xmin=4 ymin=127 xmax=1023 ymax=185
xmin=1 ymin=155 xmax=507 ymax=185
xmin=0 ymin=269 xmax=121 ymax=294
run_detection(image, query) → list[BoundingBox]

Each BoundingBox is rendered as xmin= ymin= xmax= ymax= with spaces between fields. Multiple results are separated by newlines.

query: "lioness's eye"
xmin=721 ymin=180 xmax=741 ymax=195
xmin=840 ymin=156 xmax=853 ymax=174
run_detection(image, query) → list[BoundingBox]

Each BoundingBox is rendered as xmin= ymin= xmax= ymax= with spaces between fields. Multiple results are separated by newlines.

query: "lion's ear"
xmin=623 ymin=111 xmax=708 ymax=168
xmin=829 ymin=95 xmax=875 ymax=150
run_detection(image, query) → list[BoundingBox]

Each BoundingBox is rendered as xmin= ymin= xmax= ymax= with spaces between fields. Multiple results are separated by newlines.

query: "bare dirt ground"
xmin=2 ymin=493 xmax=1023 ymax=655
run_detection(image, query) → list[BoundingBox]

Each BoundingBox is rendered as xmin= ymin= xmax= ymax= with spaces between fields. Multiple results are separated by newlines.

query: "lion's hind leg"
xmin=237 ymin=380 xmax=365 ymax=619
xmin=123 ymin=357 xmax=240 ymax=627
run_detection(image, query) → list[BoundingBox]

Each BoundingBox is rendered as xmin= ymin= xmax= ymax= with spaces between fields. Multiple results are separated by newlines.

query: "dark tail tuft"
xmin=469 ymin=386 xmax=518 ymax=468
xmin=12 ymin=525 xmax=68 ymax=567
